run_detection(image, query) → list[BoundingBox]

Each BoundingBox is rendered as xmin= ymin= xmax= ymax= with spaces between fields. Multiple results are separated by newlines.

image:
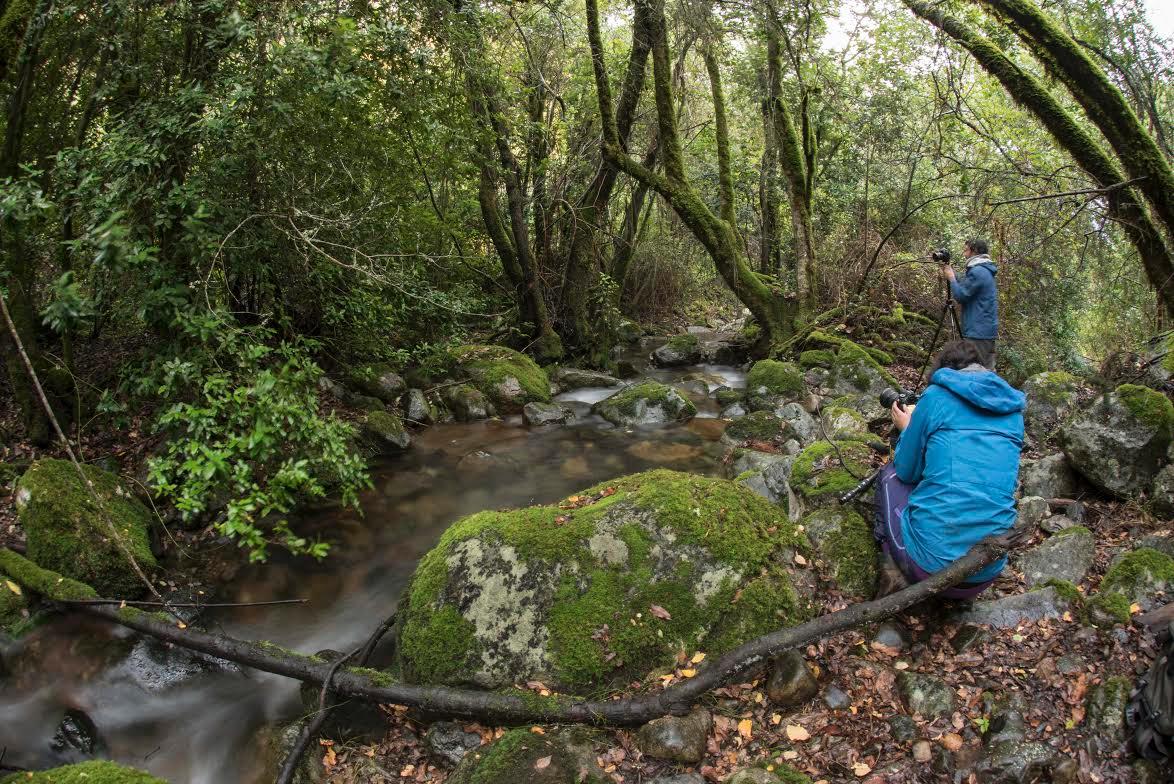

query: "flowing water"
xmin=0 ymin=340 xmax=744 ymax=783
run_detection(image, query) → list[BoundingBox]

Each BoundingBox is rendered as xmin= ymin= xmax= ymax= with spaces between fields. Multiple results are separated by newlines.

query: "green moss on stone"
xmin=864 ymin=346 xmax=894 ymax=366
xmin=399 ymin=605 xmax=477 ymax=683
xmin=0 ymin=760 xmax=167 ymax=784
xmin=805 ymin=508 xmax=877 ymax=597
xmin=725 ymin=411 xmax=786 ymax=443
xmin=1051 ymin=525 xmax=1091 ymax=539
xmin=452 ymin=344 xmax=551 ymax=409
xmin=798 ymin=350 xmax=835 ymax=369
xmin=1102 ymin=547 xmax=1174 ymax=597
xmin=0 ymin=569 xmax=28 ymax=632
xmin=1037 ymin=578 xmax=1083 ymax=606
xmin=603 ymin=381 xmax=695 ymax=421
xmin=746 ymin=360 xmax=804 ymax=398
xmin=716 ymin=389 xmax=744 ymax=407
xmin=1088 ymin=591 xmax=1132 ymax=627
xmin=1115 ymin=384 xmax=1174 ymax=435
xmin=16 ymin=459 xmax=156 ymax=598
xmin=0 ymin=549 xmax=98 ymax=601
xmin=1029 ymin=372 xmax=1079 ymax=406
xmin=776 ymin=766 xmax=814 ymax=784
xmin=791 ymin=441 xmax=872 ymax=499
xmin=448 ymin=727 xmax=603 ymax=784
xmin=666 ymin=334 xmax=700 ymax=352
xmin=1162 ymin=334 xmax=1174 ymax=374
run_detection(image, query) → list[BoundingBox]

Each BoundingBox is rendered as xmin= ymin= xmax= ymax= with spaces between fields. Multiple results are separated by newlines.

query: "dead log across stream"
xmin=68 ymin=531 xmax=1017 ymax=727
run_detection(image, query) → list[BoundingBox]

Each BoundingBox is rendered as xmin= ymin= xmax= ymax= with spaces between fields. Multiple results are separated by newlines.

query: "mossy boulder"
xmin=358 ymin=410 xmax=411 ymax=454
xmin=1060 ymin=385 xmax=1174 ymax=499
xmin=715 ymin=388 xmax=744 ymax=408
xmin=15 ymin=459 xmax=156 ymax=598
xmin=346 ymin=363 xmax=406 ymax=404
xmin=553 ymin=367 xmax=621 ymax=392
xmin=827 ymin=393 xmax=886 ymax=425
xmin=1021 ymin=372 xmax=1082 ymax=442
xmin=1151 ymin=464 xmax=1174 ymax=519
xmin=798 ymin=350 xmax=834 ymax=370
xmin=651 ymin=334 xmax=701 ymax=367
xmin=0 ymin=761 xmax=167 ymax=784
xmin=790 ymin=441 xmax=873 ymax=505
xmin=746 ymin=360 xmax=805 ymax=411
xmin=722 ymin=411 xmax=792 ymax=446
xmin=819 ymin=406 xmax=870 ymax=441
xmin=1100 ymin=547 xmax=1174 ymax=611
xmin=800 ymin=507 xmax=877 ymax=599
xmin=393 ymin=470 xmax=810 ymax=691
xmin=447 ymin=728 xmax=604 ymax=784
xmin=443 ymin=384 xmax=496 ymax=422
xmin=451 ymin=345 xmax=551 ymax=412
xmin=1087 ymin=591 xmax=1132 ymax=628
xmin=805 ymin=332 xmax=897 ymax=398
xmin=593 ymin=382 xmax=697 ymax=427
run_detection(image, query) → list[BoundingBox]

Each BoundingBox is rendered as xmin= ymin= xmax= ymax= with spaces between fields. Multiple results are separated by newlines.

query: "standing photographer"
xmin=873 ymin=340 xmax=1025 ymax=598
xmin=941 ymin=239 xmax=999 ymax=369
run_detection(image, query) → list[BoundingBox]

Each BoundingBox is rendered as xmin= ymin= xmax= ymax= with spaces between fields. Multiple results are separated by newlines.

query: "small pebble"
xmin=912 ymin=740 xmax=932 ymax=762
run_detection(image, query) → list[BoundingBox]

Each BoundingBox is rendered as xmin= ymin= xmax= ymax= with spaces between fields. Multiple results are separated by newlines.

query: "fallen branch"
xmin=60 ymin=598 xmax=307 ymax=609
xmin=66 ymin=530 xmax=1020 ymax=727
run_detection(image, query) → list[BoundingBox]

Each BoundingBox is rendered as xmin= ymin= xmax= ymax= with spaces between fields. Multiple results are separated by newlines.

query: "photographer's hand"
xmin=890 ymin=401 xmax=914 ymax=431
xmin=940 ymin=264 xmax=956 ymax=282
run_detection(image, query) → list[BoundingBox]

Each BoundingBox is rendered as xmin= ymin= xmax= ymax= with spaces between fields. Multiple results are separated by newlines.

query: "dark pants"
xmin=873 ymin=464 xmax=994 ymax=600
xmin=967 ymin=338 xmax=997 ymax=370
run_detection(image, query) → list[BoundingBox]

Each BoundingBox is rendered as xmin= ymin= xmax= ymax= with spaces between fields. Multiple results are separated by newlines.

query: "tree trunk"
xmin=904 ymin=0 xmax=1174 ymax=319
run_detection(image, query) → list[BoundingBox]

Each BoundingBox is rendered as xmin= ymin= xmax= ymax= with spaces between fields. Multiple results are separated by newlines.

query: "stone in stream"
xmin=636 ymin=709 xmax=712 ymax=763
xmin=765 ymin=651 xmax=819 ymax=710
xmin=50 ymin=708 xmax=106 ymax=760
xmin=403 ymin=388 xmax=437 ymax=426
xmin=593 ymin=382 xmax=697 ymax=427
xmin=651 ymin=334 xmax=702 ymax=367
xmin=553 ymin=367 xmax=622 ymax=391
xmin=1060 ymin=384 xmax=1173 ymax=499
xmin=721 ymin=402 xmax=748 ymax=419
xmin=450 ymin=344 xmax=551 ymax=413
xmin=346 ymin=363 xmax=406 ymax=404
xmin=721 ymin=411 xmax=793 ymax=446
xmin=523 ymin=402 xmax=574 ymax=426
xmin=392 ymin=470 xmax=810 ymax=692
xmin=426 ymin=721 xmax=483 ymax=766
xmin=15 ymin=459 xmax=157 ymax=598
xmin=1013 ymin=527 xmax=1095 ymax=586
xmin=443 ymin=384 xmax=496 ymax=422
xmin=447 ymin=727 xmax=601 ymax=784
xmin=359 ymin=410 xmax=412 ymax=454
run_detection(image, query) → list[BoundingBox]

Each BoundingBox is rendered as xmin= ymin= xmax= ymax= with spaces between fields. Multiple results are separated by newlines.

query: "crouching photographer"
xmin=872 ymin=340 xmax=1026 ymax=599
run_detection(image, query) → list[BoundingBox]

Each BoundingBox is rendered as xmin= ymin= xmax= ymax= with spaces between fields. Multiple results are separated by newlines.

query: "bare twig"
xmin=986 ymin=177 xmax=1147 ymax=206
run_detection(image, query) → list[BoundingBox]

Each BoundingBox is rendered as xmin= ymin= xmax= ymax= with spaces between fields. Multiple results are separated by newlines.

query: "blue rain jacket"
xmin=893 ymin=366 xmax=1025 ymax=582
xmin=950 ymin=257 xmax=999 ymax=340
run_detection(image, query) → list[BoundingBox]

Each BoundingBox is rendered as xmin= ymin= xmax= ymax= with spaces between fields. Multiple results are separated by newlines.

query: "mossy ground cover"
xmin=1115 ymin=384 xmax=1174 ymax=434
xmin=451 ymin=344 xmax=551 ymax=410
xmin=725 ymin=411 xmax=788 ymax=443
xmin=17 ymin=459 xmax=156 ymax=598
xmin=790 ymin=441 xmax=873 ymax=500
xmin=0 ymin=761 xmax=167 ymax=784
xmin=746 ymin=360 xmax=804 ymax=398
xmin=801 ymin=508 xmax=877 ymax=598
xmin=396 ymin=470 xmax=810 ymax=691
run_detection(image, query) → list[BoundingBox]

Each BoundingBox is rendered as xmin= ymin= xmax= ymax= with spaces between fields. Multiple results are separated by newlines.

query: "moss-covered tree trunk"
xmin=586 ymin=0 xmax=796 ymax=355
xmin=904 ymin=0 xmax=1174 ymax=319
xmin=758 ymin=52 xmax=783 ymax=276
xmin=971 ymin=0 xmax=1174 ymax=245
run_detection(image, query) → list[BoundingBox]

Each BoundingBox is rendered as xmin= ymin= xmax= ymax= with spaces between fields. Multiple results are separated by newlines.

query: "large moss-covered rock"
xmin=1021 ymin=372 xmax=1082 ymax=442
xmin=594 ymin=382 xmax=697 ymax=427
xmin=443 ymin=384 xmax=496 ymax=422
xmin=15 ymin=459 xmax=156 ymax=598
xmin=0 ymin=761 xmax=168 ymax=784
xmin=347 ymin=363 xmax=406 ymax=404
xmin=1100 ymin=547 xmax=1174 ymax=611
xmin=800 ymin=507 xmax=877 ymax=598
xmin=451 ymin=345 xmax=551 ymax=412
xmin=790 ymin=441 xmax=872 ymax=505
xmin=819 ymin=407 xmax=870 ymax=441
xmin=746 ymin=360 xmax=805 ymax=412
xmin=447 ymin=728 xmax=603 ymax=784
xmin=806 ymin=333 xmax=897 ymax=398
xmin=722 ymin=411 xmax=793 ymax=446
xmin=1060 ymin=384 xmax=1174 ymax=498
xmin=393 ymin=470 xmax=810 ymax=691
xmin=359 ymin=410 xmax=411 ymax=454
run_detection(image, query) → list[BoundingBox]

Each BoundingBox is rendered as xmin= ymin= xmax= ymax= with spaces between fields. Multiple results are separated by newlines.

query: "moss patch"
xmin=596 ymin=382 xmax=696 ymax=424
xmin=1088 ymin=591 xmax=1132 ymax=627
xmin=725 ymin=411 xmax=787 ymax=443
xmin=807 ymin=331 xmax=898 ymax=389
xmin=746 ymin=360 xmax=805 ymax=398
xmin=396 ymin=470 xmax=810 ymax=691
xmin=716 ymin=389 xmax=744 ymax=407
xmin=448 ymin=728 xmax=604 ymax=784
xmin=1115 ymin=384 xmax=1174 ymax=435
xmin=666 ymin=334 xmax=700 ymax=352
xmin=0 ymin=549 xmax=98 ymax=602
xmin=452 ymin=344 xmax=551 ymax=410
xmin=802 ymin=508 xmax=877 ymax=598
xmin=1027 ymin=372 xmax=1079 ymax=406
xmin=16 ymin=459 xmax=157 ymax=598
xmin=791 ymin=441 xmax=873 ymax=500
xmin=1101 ymin=547 xmax=1174 ymax=598
xmin=0 ymin=761 xmax=168 ymax=784
xmin=798 ymin=350 xmax=835 ymax=369
xmin=0 ymin=569 xmax=28 ymax=633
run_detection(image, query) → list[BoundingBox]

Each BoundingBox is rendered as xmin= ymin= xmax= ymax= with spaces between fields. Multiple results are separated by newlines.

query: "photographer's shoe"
xmin=874 ymin=551 xmax=910 ymax=599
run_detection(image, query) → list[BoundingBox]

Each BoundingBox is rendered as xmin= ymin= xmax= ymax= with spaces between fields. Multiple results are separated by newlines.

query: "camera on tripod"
xmin=879 ymin=386 xmax=920 ymax=411
xmin=931 ymin=248 xmax=951 ymax=264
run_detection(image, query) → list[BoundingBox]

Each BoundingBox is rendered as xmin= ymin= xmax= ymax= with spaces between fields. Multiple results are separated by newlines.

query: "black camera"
xmin=931 ymin=248 xmax=951 ymax=263
xmin=879 ymin=387 xmax=920 ymax=410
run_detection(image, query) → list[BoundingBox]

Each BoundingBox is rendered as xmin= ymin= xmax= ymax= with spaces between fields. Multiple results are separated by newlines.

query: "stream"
xmin=0 ymin=340 xmax=745 ymax=784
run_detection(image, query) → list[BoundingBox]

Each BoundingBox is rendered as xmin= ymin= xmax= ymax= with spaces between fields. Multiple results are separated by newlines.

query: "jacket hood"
xmin=966 ymin=255 xmax=997 ymax=274
xmin=930 ymin=367 xmax=1025 ymax=414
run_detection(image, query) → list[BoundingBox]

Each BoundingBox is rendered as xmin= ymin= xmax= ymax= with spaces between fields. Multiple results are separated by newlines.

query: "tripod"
xmin=916 ymin=277 xmax=964 ymax=382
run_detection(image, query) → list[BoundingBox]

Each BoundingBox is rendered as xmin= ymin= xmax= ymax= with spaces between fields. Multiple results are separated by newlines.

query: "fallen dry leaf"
xmin=534 ymin=755 xmax=551 ymax=770
xmin=3 ymin=580 xmax=20 ymax=596
xmin=737 ymin=718 xmax=753 ymax=739
xmin=691 ymin=651 xmax=706 ymax=664
xmin=681 ymin=668 xmax=697 ymax=678
xmin=649 ymin=604 xmax=672 ymax=620
xmin=853 ymin=762 xmax=872 ymax=776
xmin=785 ymin=724 xmax=810 ymax=741
xmin=941 ymin=733 xmax=964 ymax=751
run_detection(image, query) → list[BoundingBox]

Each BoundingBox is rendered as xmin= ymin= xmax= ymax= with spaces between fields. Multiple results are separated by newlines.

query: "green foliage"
xmin=0 ymin=761 xmax=167 ymax=784
xmin=142 ymin=320 xmax=369 ymax=562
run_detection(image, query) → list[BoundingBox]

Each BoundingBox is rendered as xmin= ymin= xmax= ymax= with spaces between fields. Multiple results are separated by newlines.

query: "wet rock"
xmin=447 ymin=727 xmax=600 ymax=784
xmin=594 ymin=382 xmax=697 ymax=427
xmin=1014 ymin=527 xmax=1094 ymax=586
xmin=426 ymin=721 xmax=483 ymax=766
xmin=360 ymin=410 xmax=412 ymax=453
xmin=872 ymin=620 xmax=911 ymax=652
xmin=652 ymin=335 xmax=702 ymax=367
xmin=766 ymin=651 xmax=819 ymax=710
xmin=700 ymin=339 xmax=745 ymax=365
xmin=393 ymin=470 xmax=807 ymax=691
xmin=889 ymin=715 xmax=918 ymax=743
xmin=950 ymin=624 xmax=987 ymax=653
xmin=1022 ymin=372 xmax=1083 ymax=442
xmin=523 ymin=402 xmax=574 ymax=427
xmin=615 ymin=359 xmax=641 ymax=379
xmin=1151 ymin=464 xmax=1174 ymax=519
xmin=976 ymin=741 xmax=1059 ymax=784
xmin=15 ymin=459 xmax=157 ymax=598
xmin=1085 ymin=676 xmax=1130 ymax=741
xmin=554 ymin=368 xmax=621 ymax=391
xmin=443 ymin=384 xmax=496 ymax=422
xmin=954 ymin=586 xmax=1071 ymax=628
xmin=50 ymin=709 xmax=105 ymax=760
xmin=715 ymin=388 xmax=744 ymax=407
xmin=802 ymin=507 xmax=877 ymax=598
xmin=403 ymin=388 xmax=437 ymax=426
xmin=636 ymin=709 xmax=711 ymax=763
xmin=451 ymin=345 xmax=551 ymax=413
xmin=1060 ymin=384 xmax=1173 ymax=499
xmin=1016 ymin=496 xmax=1050 ymax=529
xmin=348 ymin=364 xmax=406 ymax=404
xmin=776 ymin=403 xmax=818 ymax=445
xmin=674 ymin=380 xmax=709 ymax=398
xmin=721 ymin=403 xmax=747 ymax=419
xmin=1039 ymin=514 xmax=1077 ymax=534
xmin=896 ymin=671 xmax=955 ymax=719
xmin=824 ymin=685 xmax=851 ymax=710
xmin=1018 ymin=453 xmax=1080 ymax=499
xmin=105 ymin=638 xmax=240 ymax=693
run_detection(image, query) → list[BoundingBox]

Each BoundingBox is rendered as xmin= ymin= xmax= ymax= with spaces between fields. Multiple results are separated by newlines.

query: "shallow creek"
xmin=0 ymin=344 xmax=745 ymax=784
